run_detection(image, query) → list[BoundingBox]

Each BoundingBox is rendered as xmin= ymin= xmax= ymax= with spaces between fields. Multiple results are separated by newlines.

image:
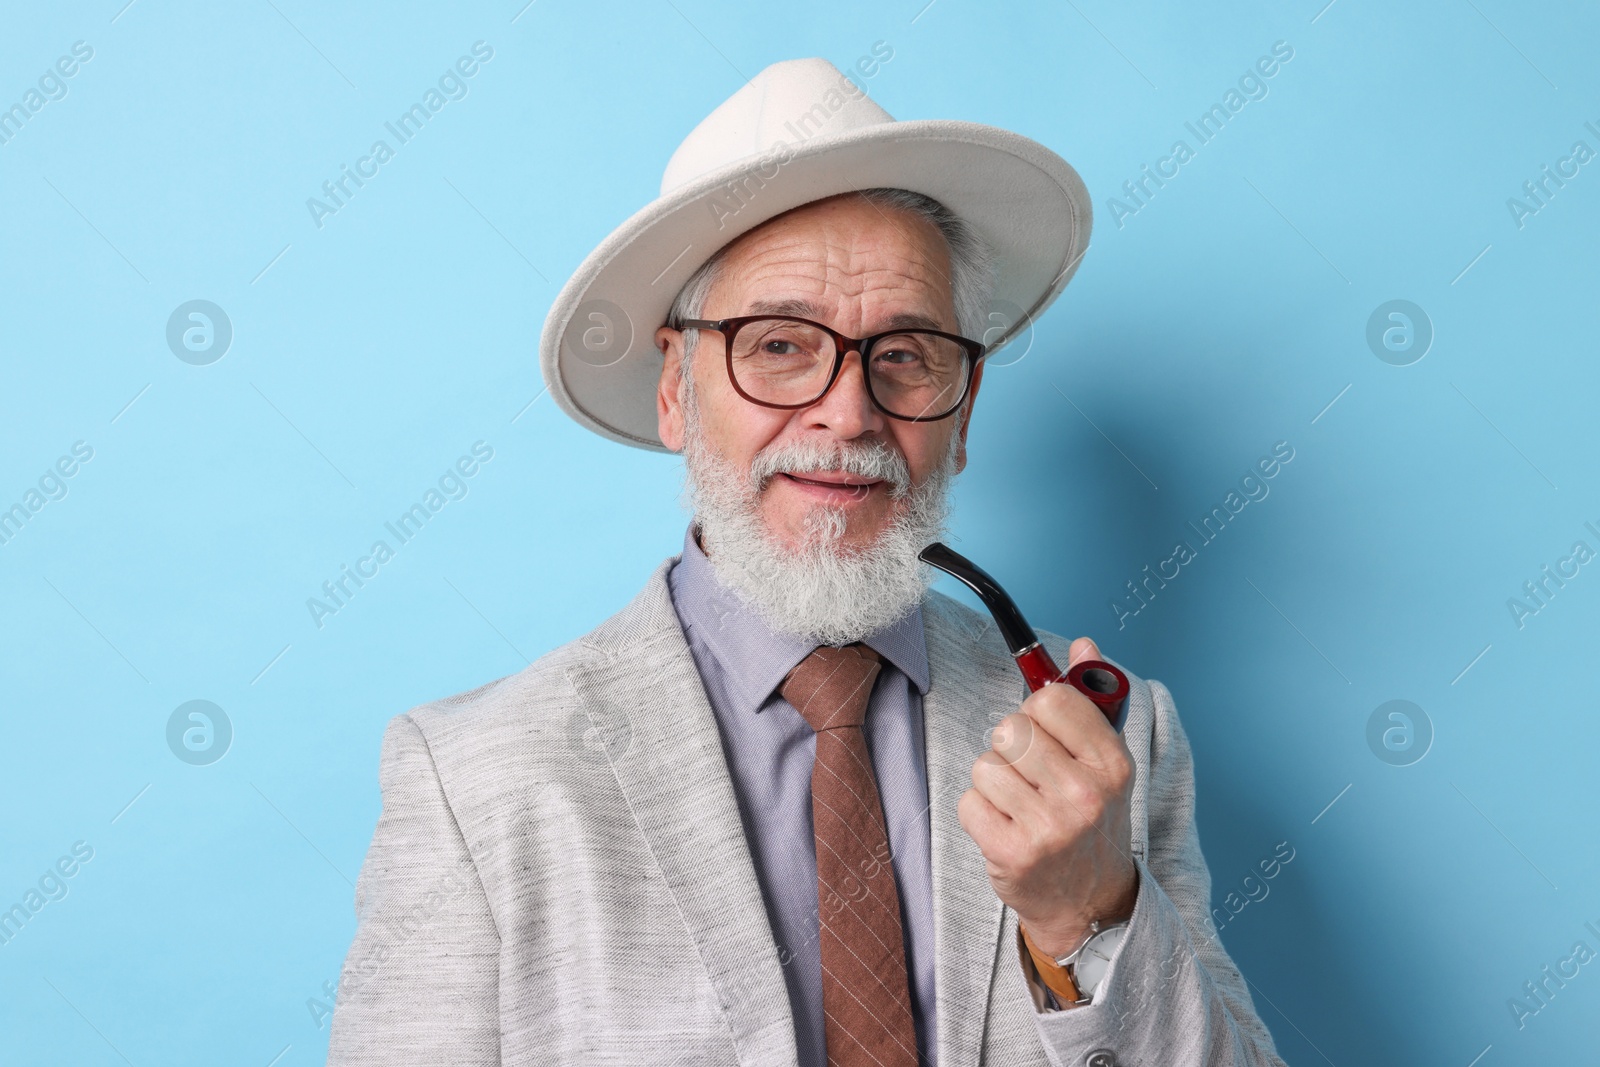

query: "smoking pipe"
xmin=919 ymin=542 xmax=1129 ymax=732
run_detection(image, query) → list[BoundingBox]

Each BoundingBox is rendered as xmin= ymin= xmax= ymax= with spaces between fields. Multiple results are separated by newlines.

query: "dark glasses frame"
xmin=674 ymin=314 xmax=989 ymax=423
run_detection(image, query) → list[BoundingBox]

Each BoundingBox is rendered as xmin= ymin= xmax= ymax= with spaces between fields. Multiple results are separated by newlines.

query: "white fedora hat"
xmin=539 ymin=57 xmax=1092 ymax=452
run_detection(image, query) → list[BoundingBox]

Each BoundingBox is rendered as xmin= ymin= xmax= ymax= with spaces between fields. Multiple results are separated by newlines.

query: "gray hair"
xmin=666 ymin=187 xmax=996 ymax=357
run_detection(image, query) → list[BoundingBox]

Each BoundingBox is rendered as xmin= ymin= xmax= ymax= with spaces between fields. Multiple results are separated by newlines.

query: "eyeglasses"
xmin=675 ymin=314 xmax=988 ymax=422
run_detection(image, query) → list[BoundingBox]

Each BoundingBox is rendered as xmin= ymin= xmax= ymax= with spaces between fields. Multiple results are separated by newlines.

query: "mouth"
xmin=774 ymin=470 xmax=884 ymax=503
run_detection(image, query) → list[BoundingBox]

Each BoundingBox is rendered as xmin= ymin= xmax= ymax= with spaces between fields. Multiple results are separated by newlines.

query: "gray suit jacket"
xmin=326 ymin=560 xmax=1289 ymax=1066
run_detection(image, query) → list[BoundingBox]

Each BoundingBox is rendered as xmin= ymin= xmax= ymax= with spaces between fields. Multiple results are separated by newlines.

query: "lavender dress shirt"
xmin=667 ymin=524 xmax=940 ymax=1067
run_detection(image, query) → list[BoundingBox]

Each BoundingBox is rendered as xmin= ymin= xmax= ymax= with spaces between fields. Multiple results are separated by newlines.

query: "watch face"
xmin=1071 ymin=925 xmax=1128 ymax=996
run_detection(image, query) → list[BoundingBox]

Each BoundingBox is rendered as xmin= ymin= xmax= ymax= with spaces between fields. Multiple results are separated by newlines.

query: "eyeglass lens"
xmin=728 ymin=317 xmax=969 ymax=419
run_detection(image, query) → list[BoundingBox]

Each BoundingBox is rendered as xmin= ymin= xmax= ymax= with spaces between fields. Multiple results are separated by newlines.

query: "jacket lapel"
xmin=562 ymin=564 xmax=1037 ymax=1066
xmin=921 ymin=593 xmax=1028 ymax=1066
xmin=563 ymin=563 xmax=799 ymax=1067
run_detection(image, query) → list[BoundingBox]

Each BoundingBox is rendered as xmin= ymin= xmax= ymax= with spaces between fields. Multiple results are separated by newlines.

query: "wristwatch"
xmin=1053 ymin=919 xmax=1129 ymax=1004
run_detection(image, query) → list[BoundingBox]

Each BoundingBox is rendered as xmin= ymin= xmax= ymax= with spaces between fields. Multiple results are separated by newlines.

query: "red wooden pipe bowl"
xmin=1015 ymin=646 xmax=1130 ymax=732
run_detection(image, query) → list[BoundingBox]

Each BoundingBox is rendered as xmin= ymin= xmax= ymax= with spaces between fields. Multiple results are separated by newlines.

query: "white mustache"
xmin=748 ymin=437 xmax=912 ymax=498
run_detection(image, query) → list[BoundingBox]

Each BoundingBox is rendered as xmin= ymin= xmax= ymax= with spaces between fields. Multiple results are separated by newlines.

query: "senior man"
xmin=328 ymin=58 xmax=1288 ymax=1066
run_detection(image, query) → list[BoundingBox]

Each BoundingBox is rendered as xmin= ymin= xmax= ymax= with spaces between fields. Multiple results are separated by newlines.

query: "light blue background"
xmin=2 ymin=1 xmax=1597 ymax=1063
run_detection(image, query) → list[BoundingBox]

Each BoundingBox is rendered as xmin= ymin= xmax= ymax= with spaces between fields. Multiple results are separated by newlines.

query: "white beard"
xmin=680 ymin=375 xmax=962 ymax=647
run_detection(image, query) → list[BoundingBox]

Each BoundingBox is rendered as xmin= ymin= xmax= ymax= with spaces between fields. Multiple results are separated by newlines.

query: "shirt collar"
xmin=669 ymin=522 xmax=931 ymax=716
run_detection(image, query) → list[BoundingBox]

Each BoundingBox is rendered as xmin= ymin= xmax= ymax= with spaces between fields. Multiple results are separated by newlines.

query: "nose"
xmin=803 ymin=348 xmax=885 ymax=439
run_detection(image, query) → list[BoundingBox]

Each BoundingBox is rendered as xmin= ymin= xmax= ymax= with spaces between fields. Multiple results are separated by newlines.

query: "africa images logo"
xmin=1111 ymin=441 xmax=1295 ymax=629
xmin=306 ymin=442 xmax=494 ymax=628
xmin=305 ymin=42 xmax=494 ymax=229
xmin=1105 ymin=40 xmax=1295 ymax=229
xmin=0 ymin=40 xmax=94 ymax=148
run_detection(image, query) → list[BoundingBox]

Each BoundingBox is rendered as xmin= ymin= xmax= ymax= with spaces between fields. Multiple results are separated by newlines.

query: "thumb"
xmin=1068 ymin=636 xmax=1102 ymax=666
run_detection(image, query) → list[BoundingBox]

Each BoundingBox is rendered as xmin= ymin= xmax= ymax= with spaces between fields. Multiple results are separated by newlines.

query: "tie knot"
xmin=780 ymin=644 xmax=883 ymax=733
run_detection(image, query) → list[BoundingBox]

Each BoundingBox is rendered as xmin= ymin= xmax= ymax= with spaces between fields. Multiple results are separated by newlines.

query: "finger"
xmin=972 ymin=741 xmax=1118 ymax=870
xmin=970 ymin=747 xmax=1055 ymax=822
xmin=985 ymin=712 xmax=1107 ymax=812
xmin=990 ymin=709 xmax=1045 ymax=763
xmin=1022 ymin=683 xmax=1130 ymax=775
xmin=957 ymin=783 xmax=1023 ymax=866
xmin=1068 ymin=636 xmax=1102 ymax=667
xmin=957 ymin=783 xmax=1011 ymax=843
xmin=989 ymin=710 xmax=1076 ymax=787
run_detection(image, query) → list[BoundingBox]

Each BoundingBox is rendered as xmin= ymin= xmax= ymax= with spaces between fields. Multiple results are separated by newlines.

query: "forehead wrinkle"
xmin=731 ymin=211 xmax=946 ymax=280
xmin=728 ymin=245 xmax=954 ymax=327
xmin=738 ymin=233 xmax=930 ymax=277
xmin=710 ymin=203 xmax=959 ymax=332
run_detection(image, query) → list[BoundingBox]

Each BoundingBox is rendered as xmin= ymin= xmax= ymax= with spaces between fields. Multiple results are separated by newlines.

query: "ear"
xmin=656 ymin=326 xmax=688 ymax=452
xmin=953 ymin=360 xmax=984 ymax=473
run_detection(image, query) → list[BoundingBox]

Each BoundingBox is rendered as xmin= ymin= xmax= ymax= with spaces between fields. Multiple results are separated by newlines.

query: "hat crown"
xmin=661 ymin=58 xmax=895 ymax=195
xmin=541 ymin=55 xmax=1092 ymax=452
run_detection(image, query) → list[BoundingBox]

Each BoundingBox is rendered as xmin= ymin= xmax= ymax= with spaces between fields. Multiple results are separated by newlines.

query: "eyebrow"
xmin=743 ymin=298 xmax=948 ymax=334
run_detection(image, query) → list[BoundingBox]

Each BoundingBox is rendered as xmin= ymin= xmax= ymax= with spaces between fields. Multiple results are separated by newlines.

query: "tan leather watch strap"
xmin=1020 ymin=921 xmax=1081 ymax=1005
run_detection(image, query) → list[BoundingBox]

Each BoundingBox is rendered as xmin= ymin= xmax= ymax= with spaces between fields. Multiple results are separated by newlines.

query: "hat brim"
xmin=539 ymin=118 xmax=1092 ymax=452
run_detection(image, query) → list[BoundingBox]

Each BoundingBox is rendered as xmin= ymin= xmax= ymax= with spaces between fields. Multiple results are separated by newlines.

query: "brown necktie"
xmin=780 ymin=644 xmax=918 ymax=1067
